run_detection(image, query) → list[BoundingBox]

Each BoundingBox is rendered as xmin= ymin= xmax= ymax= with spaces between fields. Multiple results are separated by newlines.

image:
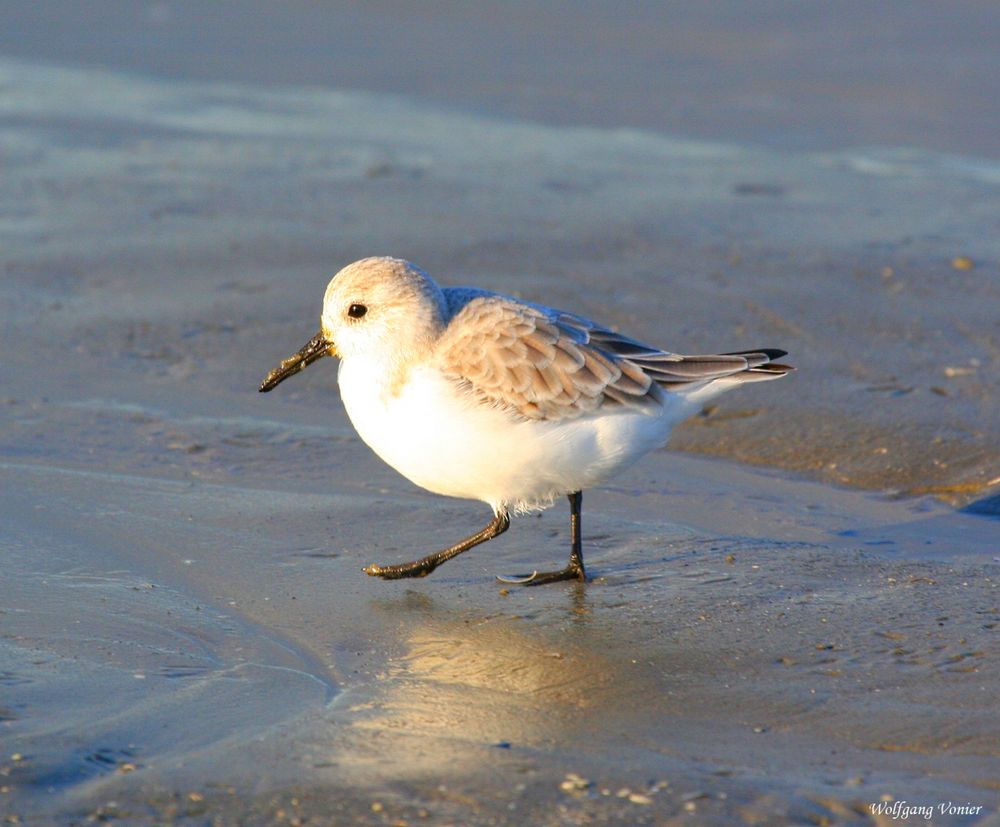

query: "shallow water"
xmin=2 ymin=54 xmax=999 ymax=825
xmin=4 ymin=1 xmax=1000 ymax=160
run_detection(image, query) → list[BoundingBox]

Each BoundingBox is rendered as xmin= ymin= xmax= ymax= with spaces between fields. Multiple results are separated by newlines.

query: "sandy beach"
xmin=2 ymin=5 xmax=999 ymax=825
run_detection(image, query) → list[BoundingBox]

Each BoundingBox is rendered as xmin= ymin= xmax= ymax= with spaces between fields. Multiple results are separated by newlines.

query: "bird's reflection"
xmin=350 ymin=588 xmax=652 ymax=765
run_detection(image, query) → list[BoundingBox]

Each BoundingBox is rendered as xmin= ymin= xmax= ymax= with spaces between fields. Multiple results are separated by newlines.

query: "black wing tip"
xmin=752 ymin=362 xmax=794 ymax=374
xmin=725 ymin=348 xmax=794 ymax=379
xmin=724 ymin=348 xmax=788 ymax=361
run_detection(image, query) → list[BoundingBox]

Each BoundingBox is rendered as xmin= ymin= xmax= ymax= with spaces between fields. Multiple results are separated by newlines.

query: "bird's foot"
xmin=363 ymin=561 xmax=434 ymax=579
xmin=496 ymin=564 xmax=586 ymax=586
xmin=495 ymin=571 xmax=539 ymax=585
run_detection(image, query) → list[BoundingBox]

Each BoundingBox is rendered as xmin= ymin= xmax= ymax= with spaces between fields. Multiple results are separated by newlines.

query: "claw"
xmin=495 ymin=571 xmax=539 ymax=585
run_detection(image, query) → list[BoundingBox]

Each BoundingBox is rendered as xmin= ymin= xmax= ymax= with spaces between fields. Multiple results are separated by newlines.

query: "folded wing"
xmin=434 ymin=295 xmax=790 ymax=422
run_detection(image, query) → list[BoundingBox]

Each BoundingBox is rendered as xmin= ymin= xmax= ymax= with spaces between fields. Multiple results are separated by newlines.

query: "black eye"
xmin=347 ymin=303 xmax=367 ymax=319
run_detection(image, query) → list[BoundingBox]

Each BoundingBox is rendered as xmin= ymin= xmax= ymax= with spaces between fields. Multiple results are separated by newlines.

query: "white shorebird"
xmin=260 ymin=257 xmax=791 ymax=585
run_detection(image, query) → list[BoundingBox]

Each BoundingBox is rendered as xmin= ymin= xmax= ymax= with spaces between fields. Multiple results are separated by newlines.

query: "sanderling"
xmin=260 ymin=257 xmax=792 ymax=585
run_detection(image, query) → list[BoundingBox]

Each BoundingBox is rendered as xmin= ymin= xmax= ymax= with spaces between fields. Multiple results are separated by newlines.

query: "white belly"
xmin=338 ymin=358 xmax=687 ymax=512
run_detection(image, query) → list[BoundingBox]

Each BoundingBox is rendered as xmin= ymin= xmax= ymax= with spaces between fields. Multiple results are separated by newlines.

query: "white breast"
xmin=338 ymin=356 xmax=687 ymax=512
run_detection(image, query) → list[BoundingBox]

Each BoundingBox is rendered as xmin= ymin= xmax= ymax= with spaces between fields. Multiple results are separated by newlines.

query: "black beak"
xmin=259 ymin=331 xmax=335 ymax=392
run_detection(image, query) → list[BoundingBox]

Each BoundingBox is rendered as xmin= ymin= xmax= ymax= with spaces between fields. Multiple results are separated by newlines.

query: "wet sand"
xmin=4 ymin=435 xmax=999 ymax=824
xmin=2 ymin=17 xmax=1000 ymax=827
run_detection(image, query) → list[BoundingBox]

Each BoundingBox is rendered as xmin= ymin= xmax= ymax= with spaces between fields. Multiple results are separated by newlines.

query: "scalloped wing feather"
xmin=434 ymin=294 xmax=789 ymax=422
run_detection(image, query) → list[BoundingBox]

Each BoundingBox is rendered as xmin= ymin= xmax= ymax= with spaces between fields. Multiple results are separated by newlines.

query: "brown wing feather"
xmin=434 ymin=294 xmax=790 ymax=422
xmin=435 ymin=296 xmax=660 ymax=421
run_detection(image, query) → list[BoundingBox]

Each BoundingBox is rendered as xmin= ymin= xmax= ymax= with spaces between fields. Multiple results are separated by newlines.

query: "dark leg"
xmin=496 ymin=491 xmax=588 ymax=586
xmin=364 ymin=510 xmax=510 ymax=580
